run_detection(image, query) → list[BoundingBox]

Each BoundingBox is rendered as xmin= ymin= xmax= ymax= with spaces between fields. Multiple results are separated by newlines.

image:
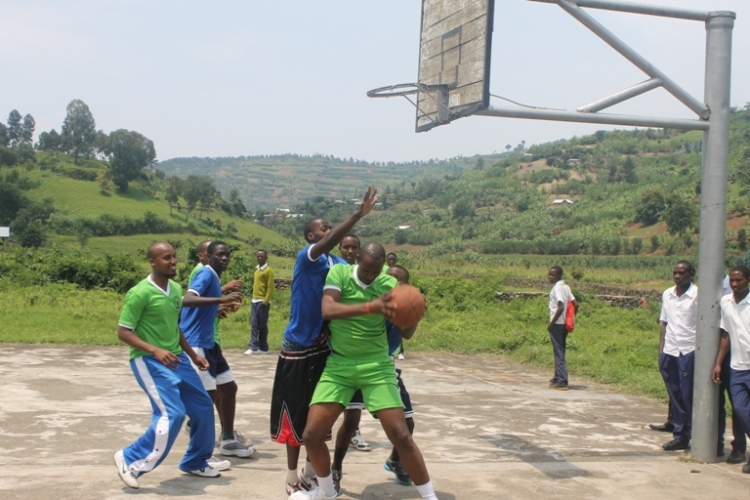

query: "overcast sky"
xmin=2 ymin=0 xmax=748 ymax=163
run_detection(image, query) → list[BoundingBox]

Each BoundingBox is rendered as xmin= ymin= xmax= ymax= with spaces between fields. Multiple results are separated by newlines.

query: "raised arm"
xmin=310 ymin=187 xmax=378 ymax=261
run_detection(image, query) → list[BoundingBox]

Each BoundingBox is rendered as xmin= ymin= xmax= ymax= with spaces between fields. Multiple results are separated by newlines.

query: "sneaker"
xmin=233 ymin=430 xmax=250 ymax=445
xmin=298 ymin=469 xmax=318 ymax=491
xmin=289 ymin=489 xmax=338 ymax=500
xmin=349 ymin=429 xmax=371 ymax=452
xmin=743 ymin=460 xmax=750 ymax=474
xmin=549 ymin=382 xmax=569 ymax=391
xmin=727 ymin=450 xmax=747 ymax=464
xmin=207 ymin=456 xmax=231 ymax=471
xmin=244 ymin=348 xmax=258 ymax=356
xmin=331 ymin=467 xmax=342 ymax=496
xmin=219 ymin=439 xmax=255 ymax=458
xmin=397 ymin=353 xmax=406 ymax=360
xmin=384 ymin=457 xmax=412 ymax=486
xmin=181 ymin=465 xmax=221 ymax=478
xmin=113 ymin=450 xmax=139 ymax=489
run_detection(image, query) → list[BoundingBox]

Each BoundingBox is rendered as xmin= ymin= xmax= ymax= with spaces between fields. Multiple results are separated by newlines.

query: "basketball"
xmin=388 ymin=284 xmax=426 ymax=329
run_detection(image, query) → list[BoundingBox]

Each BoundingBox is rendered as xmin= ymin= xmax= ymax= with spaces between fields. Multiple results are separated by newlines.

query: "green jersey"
xmin=119 ymin=275 xmax=183 ymax=360
xmin=189 ymin=263 xmax=222 ymax=346
xmin=324 ymin=263 xmax=397 ymax=360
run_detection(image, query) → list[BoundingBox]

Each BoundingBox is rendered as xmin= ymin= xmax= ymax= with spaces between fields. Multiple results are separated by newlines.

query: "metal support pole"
xmin=577 ymin=78 xmax=663 ymax=113
xmin=555 ymin=0 xmax=710 ymax=119
xmin=692 ymin=11 xmax=735 ymax=464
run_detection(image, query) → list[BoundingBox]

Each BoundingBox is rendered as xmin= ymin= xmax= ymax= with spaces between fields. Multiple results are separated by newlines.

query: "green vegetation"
xmin=5 ymin=102 xmax=750 ymax=405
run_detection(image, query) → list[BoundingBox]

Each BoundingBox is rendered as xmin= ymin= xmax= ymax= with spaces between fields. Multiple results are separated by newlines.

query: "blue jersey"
xmin=179 ymin=265 xmax=221 ymax=349
xmin=284 ymin=244 xmax=345 ymax=348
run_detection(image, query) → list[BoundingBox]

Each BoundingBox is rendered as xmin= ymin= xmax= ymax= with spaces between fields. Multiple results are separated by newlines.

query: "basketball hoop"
xmin=367 ymin=83 xmax=452 ymax=127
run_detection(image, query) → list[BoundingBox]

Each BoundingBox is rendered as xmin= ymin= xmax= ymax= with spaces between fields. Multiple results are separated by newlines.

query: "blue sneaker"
xmin=384 ymin=457 xmax=412 ymax=485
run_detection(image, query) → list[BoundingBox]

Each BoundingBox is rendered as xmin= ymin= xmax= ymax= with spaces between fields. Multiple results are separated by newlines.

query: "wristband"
xmin=365 ymin=302 xmax=371 ymax=314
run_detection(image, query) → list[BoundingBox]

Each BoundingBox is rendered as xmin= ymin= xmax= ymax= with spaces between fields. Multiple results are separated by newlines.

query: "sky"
xmin=1 ymin=0 xmax=748 ymax=163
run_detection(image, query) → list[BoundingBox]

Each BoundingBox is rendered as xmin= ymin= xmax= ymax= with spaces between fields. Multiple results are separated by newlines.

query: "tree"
xmin=166 ymin=176 xmax=183 ymax=216
xmin=183 ymin=175 xmax=214 ymax=220
xmin=36 ymin=129 xmax=63 ymax=151
xmin=104 ymin=129 xmax=156 ymax=192
xmin=7 ymin=110 xmax=22 ymax=147
xmin=634 ymin=189 xmax=666 ymax=225
xmin=738 ymin=228 xmax=747 ymax=252
xmin=0 ymin=123 xmax=8 ymax=147
xmin=621 ymin=156 xmax=637 ymax=183
xmin=663 ymin=194 xmax=696 ymax=235
xmin=0 ymin=182 xmax=28 ymax=224
xmin=61 ymin=99 xmax=97 ymax=163
xmin=452 ymin=197 xmax=474 ymax=220
xmin=21 ymin=114 xmax=35 ymax=144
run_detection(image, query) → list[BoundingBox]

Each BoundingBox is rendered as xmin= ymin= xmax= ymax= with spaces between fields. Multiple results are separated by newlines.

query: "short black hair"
xmin=550 ymin=265 xmax=563 ymax=277
xmin=256 ymin=249 xmax=267 ymax=256
xmin=360 ymin=241 xmax=386 ymax=263
xmin=196 ymin=240 xmax=211 ymax=255
xmin=339 ymin=234 xmax=360 ymax=247
xmin=387 ymin=264 xmax=410 ymax=283
xmin=730 ymin=265 xmax=750 ymax=279
xmin=303 ymin=218 xmax=325 ymax=243
xmin=208 ymin=240 xmax=229 ymax=256
xmin=675 ymin=260 xmax=696 ymax=275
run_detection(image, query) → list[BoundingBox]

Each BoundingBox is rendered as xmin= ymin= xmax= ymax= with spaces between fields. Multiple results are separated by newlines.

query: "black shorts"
xmin=270 ymin=342 xmax=331 ymax=446
xmin=373 ymin=367 xmax=413 ymax=418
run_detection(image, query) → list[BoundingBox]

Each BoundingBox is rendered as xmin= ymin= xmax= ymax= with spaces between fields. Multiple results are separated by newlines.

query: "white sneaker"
xmin=207 ymin=456 xmax=231 ymax=471
xmin=397 ymin=353 xmax=406 ymax=360
xmin=289 ymin=488 xmax=337 ymax=500
xmin=113 ymin=450 xmax=139 ymax=489
xmin=233 ymin=430 xmax=250 ymax=445
xmin=349 ymin=429 xmax=371 ymax=452
xmin=181 ymin=465 xmax=221 ymax=478
xmin=219 ymin=439 xmax=255 ymax=457
xmin=243 ymin=348 xmax=256 ymax=356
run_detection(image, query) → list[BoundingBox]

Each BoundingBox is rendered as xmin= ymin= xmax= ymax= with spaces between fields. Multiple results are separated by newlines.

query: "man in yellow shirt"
xmin=245 ymin=249 xmax=274 ymax=355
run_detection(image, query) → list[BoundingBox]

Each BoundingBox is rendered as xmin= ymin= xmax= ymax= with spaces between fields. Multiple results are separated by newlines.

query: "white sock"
xmin=303 ymin=459 xmax=316 ymax=478
xmin=415 ymin=480 xmax=438 ymax=500
xmin=286 ymin=468 xmax=298 ymax=484
xmin=317 ymin=473 xmax=336 ymax=497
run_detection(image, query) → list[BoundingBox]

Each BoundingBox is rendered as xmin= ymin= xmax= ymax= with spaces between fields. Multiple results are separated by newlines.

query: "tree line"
xmin=0 ymin=99 xmax=155 ymax=192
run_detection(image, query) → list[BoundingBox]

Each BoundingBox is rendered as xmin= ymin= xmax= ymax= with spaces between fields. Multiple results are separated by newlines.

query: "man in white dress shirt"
xmin=658 ymin=260 xmax=697 ymax=451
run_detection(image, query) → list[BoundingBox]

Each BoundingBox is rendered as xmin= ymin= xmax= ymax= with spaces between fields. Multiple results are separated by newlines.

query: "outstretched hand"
xmin=356 ymin=186 xmax=379 ymax=218
xmin=221 ymin=292 xmax=244 ymax=305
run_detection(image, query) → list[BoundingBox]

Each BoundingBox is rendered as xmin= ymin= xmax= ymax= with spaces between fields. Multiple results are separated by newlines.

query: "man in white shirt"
xmin=547 ymin=266 xmax=576 ymax=391
xmin=658 ymin=260 xmax=697 ymax=451
xmin=713 ymin=265 xmax=750 ymax=473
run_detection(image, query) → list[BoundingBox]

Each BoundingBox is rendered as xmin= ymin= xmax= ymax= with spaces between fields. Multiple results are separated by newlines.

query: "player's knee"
xmin=219 ymin=381 xmax=238 ymax=397
xmin=390 ymin=427 xmax=415 ymax=448
xmin=302 ymin=425 xmax=327 ymax=444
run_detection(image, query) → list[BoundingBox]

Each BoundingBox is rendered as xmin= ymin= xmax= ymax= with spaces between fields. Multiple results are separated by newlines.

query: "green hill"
xmin=1 ymin=151 xmax=297 ymax=280
xmin=155 ymin=153 xmax=495 ymax=212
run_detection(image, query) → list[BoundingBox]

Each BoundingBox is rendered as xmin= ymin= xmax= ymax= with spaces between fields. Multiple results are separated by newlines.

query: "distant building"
xmin=396 ymin=225 xmax=413 ymax=231
xmin=285 ymin=213 xmax=304 ymax=219
xmin=552 ymin=199 xmax=574 ymax=205
xmin=275 ymin=208 xmax=290 ymax=213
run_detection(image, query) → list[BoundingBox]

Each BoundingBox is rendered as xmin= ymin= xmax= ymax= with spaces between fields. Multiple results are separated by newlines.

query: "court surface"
xmin=1 ymin=344 xmax=749 ymax=499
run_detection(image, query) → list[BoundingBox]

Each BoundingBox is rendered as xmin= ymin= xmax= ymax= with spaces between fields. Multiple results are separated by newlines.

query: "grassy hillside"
xmin=156 ymin=153 xmax=494 ymax=212
xmin=2 ymin=152 xmax=297 ymax=279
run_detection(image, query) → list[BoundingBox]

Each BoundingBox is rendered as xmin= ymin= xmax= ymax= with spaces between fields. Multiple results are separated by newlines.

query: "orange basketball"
xmin=388 ymin=284 xmax=426 ymax=329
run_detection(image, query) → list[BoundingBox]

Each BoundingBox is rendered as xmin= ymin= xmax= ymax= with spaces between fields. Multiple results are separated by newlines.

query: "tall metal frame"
xmin=475 ymin=0 xmax=734 ymax=463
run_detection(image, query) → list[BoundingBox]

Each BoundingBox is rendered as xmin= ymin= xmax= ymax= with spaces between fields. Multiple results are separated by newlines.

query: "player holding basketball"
xmin=270 ymin=188 xmax=379 ymax=496
xmin=289 ymin=242 xmax=437 ymax=500
xmin=113 ymin=242 xmax=222 ymax=489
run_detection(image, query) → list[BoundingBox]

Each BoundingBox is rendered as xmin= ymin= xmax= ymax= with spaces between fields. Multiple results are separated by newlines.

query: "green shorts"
xmin=311 ymin=354 xmax=402 ymax=413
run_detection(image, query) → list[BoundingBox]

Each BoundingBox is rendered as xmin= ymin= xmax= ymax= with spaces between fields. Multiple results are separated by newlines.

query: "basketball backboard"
xmin=416 ymin=0 xmax=495 ymax=132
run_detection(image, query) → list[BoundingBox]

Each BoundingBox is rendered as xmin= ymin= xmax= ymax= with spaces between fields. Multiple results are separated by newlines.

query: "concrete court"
xmin=1 ymin=344 xmax=749 ymax=500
